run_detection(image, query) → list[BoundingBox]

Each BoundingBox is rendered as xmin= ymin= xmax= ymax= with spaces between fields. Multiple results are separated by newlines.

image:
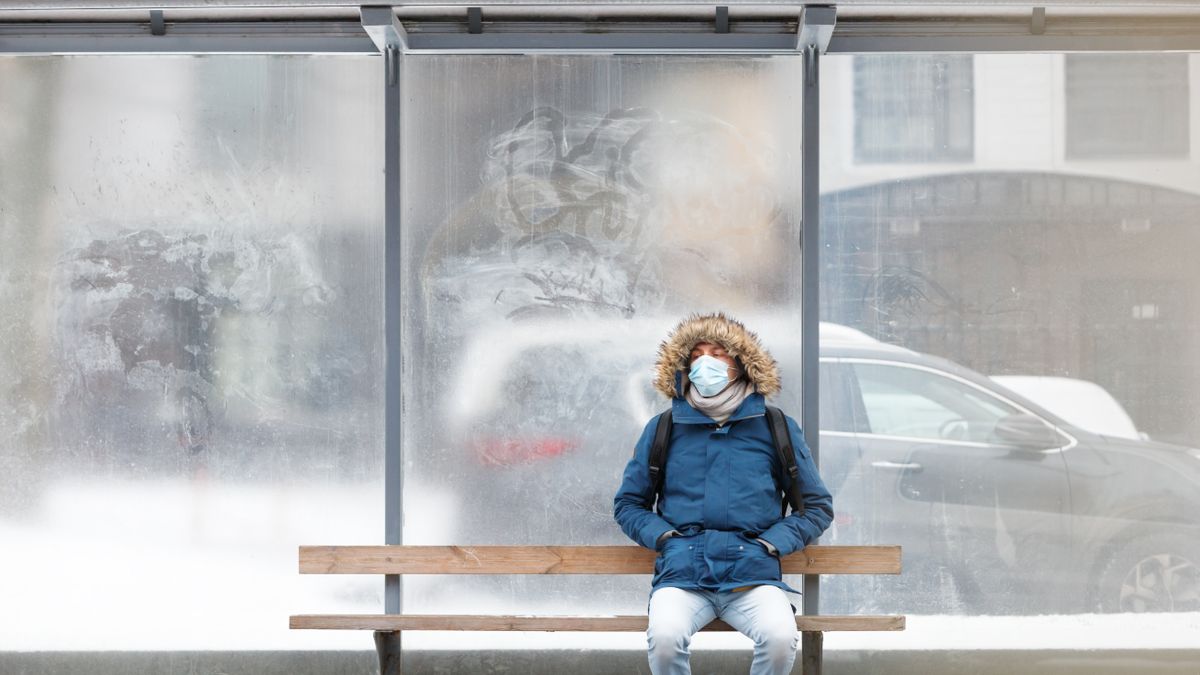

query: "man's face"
xmin=689 ymin=341 xmax=739 ymax=382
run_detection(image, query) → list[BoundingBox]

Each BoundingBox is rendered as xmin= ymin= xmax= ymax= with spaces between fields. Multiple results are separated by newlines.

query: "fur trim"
xmin=653 ymin=312 xmax=781 ymax=399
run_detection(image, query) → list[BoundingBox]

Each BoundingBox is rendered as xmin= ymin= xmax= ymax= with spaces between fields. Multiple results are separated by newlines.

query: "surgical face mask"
xmin=689 ymin=354 xmax=733 ymax=397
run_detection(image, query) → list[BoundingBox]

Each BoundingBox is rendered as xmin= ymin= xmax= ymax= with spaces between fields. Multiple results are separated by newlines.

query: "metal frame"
xmin=361 ymin=6 xmax=407 ymax=672
xmin=7 ymin=32 xmax=1200 ymax=56
xmin=361 ymin=0 xmax=406 ymax=618
xmin=9 ymin=5 xmax=1200 ymax=54
xmin=369 ymin=5 xmax=837 ymax=672
xmin=0 ymin=21 xmax=377 ymax=53
xmin=8 ymin=0 xmax=1200 ymax=11
xmin=402 ymin=32 xmax=804 ymax=53
xmin=798 ymin=7 xmax=832 ymax=674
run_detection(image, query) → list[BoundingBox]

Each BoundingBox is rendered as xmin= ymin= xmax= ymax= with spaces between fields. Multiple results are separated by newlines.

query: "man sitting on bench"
xmin=614 ymin=312 xmax=834 ymax=675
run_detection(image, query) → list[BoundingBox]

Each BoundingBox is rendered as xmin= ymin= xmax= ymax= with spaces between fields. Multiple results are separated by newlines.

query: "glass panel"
xmin=401 ymin=55 xmax=804 ymax=617
xmin=0 ymin=55 xmax=383 ymax=651
xmin=822 ymin=52 xmax=1200 ymax=669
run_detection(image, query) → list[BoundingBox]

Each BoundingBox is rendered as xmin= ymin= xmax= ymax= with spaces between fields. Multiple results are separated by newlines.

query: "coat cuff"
xmin=656 ymin=529 xmax=681 ymax=551
xmin=759 ymin=520 xmax=814 ymax=558
xmin=640 ymin=520 xmax=677 ymax=551
xmin=755 ymin=537 xmax=780 ymax=558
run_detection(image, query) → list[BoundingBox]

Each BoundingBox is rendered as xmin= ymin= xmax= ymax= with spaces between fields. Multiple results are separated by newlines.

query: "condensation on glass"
xmin=0 ymin=55 xmax=384 ymax=650
xmin=400 ymin=55 xmax=805 ymax=614
xmin=820 ymin=52 xmax=1200 ymax=654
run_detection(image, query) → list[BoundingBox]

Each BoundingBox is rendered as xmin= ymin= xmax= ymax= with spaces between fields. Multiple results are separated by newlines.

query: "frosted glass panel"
xmin=401 ymin=55 xmax=804 ymax=614
xmin=0 ymin=55 xmax=383 ymax=650
xmin=820 ymin=52 xmax=1200 ymax=657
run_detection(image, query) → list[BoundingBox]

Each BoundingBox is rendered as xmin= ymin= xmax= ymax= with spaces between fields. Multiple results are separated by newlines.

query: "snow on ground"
xmin=1 ymin=477 xmax=1198 ymax=651
xmin=398 ymin=612 xmax=1200 ymax=652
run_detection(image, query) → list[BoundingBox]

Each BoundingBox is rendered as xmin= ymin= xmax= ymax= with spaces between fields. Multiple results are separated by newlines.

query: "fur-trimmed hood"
xmin=653 ymin=312 xmax=781 ymax=399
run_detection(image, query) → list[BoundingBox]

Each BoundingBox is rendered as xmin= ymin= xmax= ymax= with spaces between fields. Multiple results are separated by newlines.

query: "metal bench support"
xmin=374 ymin=630 xmax=402 ymax=675
xmin=802 ymin=630 xmax=824 ymax=675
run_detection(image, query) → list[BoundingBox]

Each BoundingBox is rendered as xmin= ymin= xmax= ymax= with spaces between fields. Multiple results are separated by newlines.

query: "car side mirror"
xmin=993 ymin=413 xmax=1063 ymax=450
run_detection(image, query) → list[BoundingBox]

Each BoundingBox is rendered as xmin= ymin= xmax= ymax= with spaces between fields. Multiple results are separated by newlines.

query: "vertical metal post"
xmin=800 ymin=39 xmax=822 ymax=675
xmin=797 ymin=6 xmax=835 ymax=674
xmin=383 ymin=41 xmax=403 ymax=619
xmin=362 ymin=3 xmax=409 ymax=623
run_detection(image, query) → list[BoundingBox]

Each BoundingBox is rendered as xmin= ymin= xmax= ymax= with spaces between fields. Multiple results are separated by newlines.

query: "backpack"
xmin=646 ymin=405 xmax=806 ymax=517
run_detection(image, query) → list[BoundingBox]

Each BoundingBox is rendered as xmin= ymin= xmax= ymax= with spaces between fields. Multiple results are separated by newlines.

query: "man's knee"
xmin=756 ymin=622 xmax=799 ymax=662
xmin=647 ymin=615 xmax=694 ymax=651
xmin=646 ymin=617 xmax=695 ymax=674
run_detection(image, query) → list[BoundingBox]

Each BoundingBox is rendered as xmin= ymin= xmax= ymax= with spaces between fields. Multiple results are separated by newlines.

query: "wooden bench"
xmin=291 ymin=544 xmax=903 ymax=675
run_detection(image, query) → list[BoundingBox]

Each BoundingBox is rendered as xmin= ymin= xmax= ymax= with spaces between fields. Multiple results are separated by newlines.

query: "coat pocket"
xmin=730 ymin=532 xmax=781 ymax=582
xmin=653 ymin=533 xmax=698 ymax=585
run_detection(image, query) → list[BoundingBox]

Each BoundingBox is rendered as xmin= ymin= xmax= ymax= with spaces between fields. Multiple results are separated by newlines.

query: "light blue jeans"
xmin=646 ymin=585 xmax=799 ymax=675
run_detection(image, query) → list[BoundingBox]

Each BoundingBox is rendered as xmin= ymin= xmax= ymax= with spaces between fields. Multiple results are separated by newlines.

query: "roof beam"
xmin=5 ymin=5 xmax=1200 ymax=54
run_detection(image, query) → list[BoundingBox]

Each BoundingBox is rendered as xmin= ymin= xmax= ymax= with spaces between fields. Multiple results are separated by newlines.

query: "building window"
xmin=1065 ymin=54 xmax=1189 ymax=160
xmin=854 ymin=55 xmax=974 ymax=163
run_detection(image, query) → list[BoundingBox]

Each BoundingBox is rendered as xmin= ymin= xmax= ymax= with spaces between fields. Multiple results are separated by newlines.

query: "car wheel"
xmin=1094 ymin=532 xmax=1200 ymax=613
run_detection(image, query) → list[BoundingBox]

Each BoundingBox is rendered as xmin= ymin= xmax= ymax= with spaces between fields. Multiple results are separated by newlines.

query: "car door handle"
xmin=872 ymin=460 xmax=923 ymax=472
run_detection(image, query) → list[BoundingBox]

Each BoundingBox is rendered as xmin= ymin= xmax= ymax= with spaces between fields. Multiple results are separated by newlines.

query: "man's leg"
xmin=717 ymin=586 xmax=799 ymax=675
xmin=646 ymin=587 xmax=717 ymax=675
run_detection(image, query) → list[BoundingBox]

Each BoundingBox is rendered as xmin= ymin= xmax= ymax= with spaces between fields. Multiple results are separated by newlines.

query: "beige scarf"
xmin=684 ymin=377 xmax=754 ymax=425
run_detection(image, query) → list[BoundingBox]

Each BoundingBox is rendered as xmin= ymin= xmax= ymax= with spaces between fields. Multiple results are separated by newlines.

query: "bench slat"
xmin=299 ymin=545 xmax=901 ymax=575
xmin=290 ymin=614 xmax=905 ymax=632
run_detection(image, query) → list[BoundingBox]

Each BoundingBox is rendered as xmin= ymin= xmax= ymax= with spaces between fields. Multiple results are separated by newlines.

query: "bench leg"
xmin=800 ymin=630 xmax=822 ymax=675
xmin=373 ymin=630 xmax=402 ymax=675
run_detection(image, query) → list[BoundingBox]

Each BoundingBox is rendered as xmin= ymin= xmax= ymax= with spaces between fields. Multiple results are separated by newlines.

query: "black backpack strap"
xmin=646 ymin=410 xmax=674 ymax=509
xmin=765 ymin=405 xmax=805 ymax=518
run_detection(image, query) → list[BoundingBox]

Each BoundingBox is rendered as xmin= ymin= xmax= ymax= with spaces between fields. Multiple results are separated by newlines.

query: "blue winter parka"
xmin=614 ymin=385 xmax=834 ymax=595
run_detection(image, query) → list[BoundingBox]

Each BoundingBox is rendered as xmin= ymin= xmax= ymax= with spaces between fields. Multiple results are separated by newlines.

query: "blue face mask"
xmin=689 ymin=354 xmax=732 ymax=398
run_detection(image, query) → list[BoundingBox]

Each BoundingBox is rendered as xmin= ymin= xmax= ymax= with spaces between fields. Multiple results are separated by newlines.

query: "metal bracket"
xmin=385 ymin=45 xmax=400 ymax=86
xmin=468 ymin=7 xmax=483 ymax=35
xmin=797 ymin=5 xmax=836 ymax=54
xmin=360 ymin=5 xmax=408 ymax=53
xmin=715 ymin=6 xmax=730 ymax=34
xmin=1031 ymin=7 xmax=1047 ymax=35
xmin=149 ymin=9 xmax=165 ymax=36
xmin=361 ymin=5 xmax=407 ymax=86
xmin=804 ymin=42 xmax=816 ymax=86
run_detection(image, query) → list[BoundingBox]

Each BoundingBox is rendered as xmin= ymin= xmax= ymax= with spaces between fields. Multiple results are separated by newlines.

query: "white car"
xmin=989 ymin=375 xmax=1147 ymax=441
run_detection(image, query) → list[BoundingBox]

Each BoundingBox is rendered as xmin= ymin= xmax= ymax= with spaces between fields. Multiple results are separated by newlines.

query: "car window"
xmin=851 ymin=362 xmax=1023 ymax=443
xmin=820 ymin=361 xmax=863 ymax=433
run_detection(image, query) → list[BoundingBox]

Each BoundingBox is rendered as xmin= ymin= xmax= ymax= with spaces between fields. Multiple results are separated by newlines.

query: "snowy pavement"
xmin=1 ymin=478 xmax=1198 ymax=652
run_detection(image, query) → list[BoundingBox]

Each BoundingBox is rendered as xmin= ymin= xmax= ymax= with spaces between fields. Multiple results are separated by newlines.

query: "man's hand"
xmin=755 ymin=537 xmax=780 ymax=558
xmin=656 ymin=529 xmax=681 ymax=551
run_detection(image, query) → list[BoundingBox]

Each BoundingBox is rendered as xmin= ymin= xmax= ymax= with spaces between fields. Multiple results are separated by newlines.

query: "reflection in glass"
xmin=853 ymin=54 xmax=974 ymax=163
xmin=853 ymin=362 xmax=1020 ymax=442
xmin=821 ymin=52 xmax=1200 ymax=645
xmin=401 ymin=55 xmax=804 ymax=614
xmin=1066 ymin=54 xmax=1189 ymax=159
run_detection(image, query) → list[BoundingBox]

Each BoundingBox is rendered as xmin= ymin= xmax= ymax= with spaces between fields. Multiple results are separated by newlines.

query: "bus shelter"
xmin=2 ymin=1 xmax=1200 ymax=673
